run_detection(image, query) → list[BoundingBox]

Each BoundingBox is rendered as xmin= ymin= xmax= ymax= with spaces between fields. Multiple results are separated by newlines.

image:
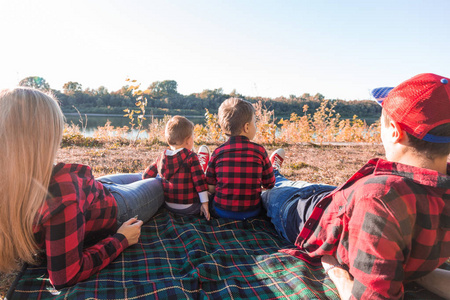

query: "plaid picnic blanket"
xmin=9 ymin=208 xmax=447 ymax=299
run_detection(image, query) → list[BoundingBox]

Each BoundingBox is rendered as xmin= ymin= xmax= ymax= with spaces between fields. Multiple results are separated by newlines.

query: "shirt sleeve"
xmin=142 ymin=161 xmax=158 ymax=179
xmin=205 ymin=153 xmax=217 ymax=185
xmin=190 ymin=154 xmax=208 ymax=193
xmin=198 ymin=191 xmax=209 ymax=203
xmin=261 ymin=149 xmax=275 ymax=189
xmin=43 ymin=199 xmax=128 ymax=289
xmin=347 ymin=196 xmax=406 ymax=299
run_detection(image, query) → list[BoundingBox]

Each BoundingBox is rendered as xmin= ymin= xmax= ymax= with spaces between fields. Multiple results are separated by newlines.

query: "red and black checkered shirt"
xmin=33 ymin=163 xmax=128 ymax=289
xmin=287 ymin=158 xmax=450 ymax=299
xmin=143 ymin=148 xmax=208 ymax=204
xmin=206 ymin=136 xmax=275 ymax=212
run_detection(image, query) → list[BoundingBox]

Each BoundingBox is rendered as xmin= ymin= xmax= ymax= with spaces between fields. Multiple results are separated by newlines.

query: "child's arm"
xmin=205 ymin=152 xmax=217 ymax=194
xmin=189 ymin=153 xmax=210 ymax=220
xmin=142 ymin=162 xmax=158 ymax=179
xmin=261 ymin=150 xmax=276 ymax=189
xmin=198 ymin=191 xmax=210 ymax=220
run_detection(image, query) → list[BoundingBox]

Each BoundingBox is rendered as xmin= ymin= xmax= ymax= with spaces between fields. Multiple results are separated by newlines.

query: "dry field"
xmin=52 ymin=142 xmax=386 ymax=184
xmin=0 ymin=141 xmax=419 ymax=297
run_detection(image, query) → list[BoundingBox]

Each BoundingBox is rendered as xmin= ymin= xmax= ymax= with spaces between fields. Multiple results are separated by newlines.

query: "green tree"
xmin=19 ymin=76 xmax=50 ymax=90
xmin=96 ymin=86 xmax=109 ymax=95
xmin=313 ymin=93 xmax=325 ymax=101
xmin=147 ymin=80 xmax=178 ymax=99
xmin=63 ymin=81 xmax=83 ymax=94
xmin=115 ymin=85 xmax=133 ymax=97
xmin=300 ymin=93 xmax=311 ymax=100
xmin=229 ymin=89 xmax=243 ymax=98
xmin=199 ymin=88 xmax=223 ymax=100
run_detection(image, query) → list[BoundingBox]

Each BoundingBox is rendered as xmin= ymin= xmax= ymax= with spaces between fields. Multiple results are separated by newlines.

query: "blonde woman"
xmin=0 ymin=87 xmax=164 ymax=289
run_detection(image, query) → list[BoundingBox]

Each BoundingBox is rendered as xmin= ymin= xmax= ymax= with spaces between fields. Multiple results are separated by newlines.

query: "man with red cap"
xmin=263 ymin=73 xmax=450 ymax=299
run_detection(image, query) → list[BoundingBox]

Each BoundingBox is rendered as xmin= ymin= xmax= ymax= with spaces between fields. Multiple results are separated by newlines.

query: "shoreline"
xmin=63 ymin=112 xmax=206 ymax=118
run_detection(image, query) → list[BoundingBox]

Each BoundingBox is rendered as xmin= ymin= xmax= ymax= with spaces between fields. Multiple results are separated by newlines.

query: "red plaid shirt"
xmin=206 ymin=136 xmax=275 ymax=212
xmin=33 ymin=163 xmax=128 ymax=289
xmin=288 ymin=158 xmax=450 ymax=299
xmin=143 ymin=148 xmax=208 ymax=204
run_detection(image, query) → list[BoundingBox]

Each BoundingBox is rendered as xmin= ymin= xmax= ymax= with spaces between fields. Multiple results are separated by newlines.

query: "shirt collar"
xmin=166 ymin=148 xmax=186 ymax=156
xmin=228 ymin=135 xmax=250 ymax=143
xmin=372 ymin=158 xmax=450 ymax=189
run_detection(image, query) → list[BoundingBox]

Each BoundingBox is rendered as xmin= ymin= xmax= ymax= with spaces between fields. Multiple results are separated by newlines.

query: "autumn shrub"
xmin=336 ymin=116 xmax=380 ymax=143
xmin=311 ymin=100 xmax=340 ymax=144
xmin=278 ymin=105 xmax=312 ymax=144
xmin=145 ymin=115 xmax=169 ymax=145
xmin=63 ymin=100 xmax=381 ymax=146
xmin=277 ymin=101 xmax=380 ymax=144
xmin=194 ymin=109 xmax=225 ymax=145
xmin=94 ymin=121 xmax=130 ymax=145
xmin=253 ymin=101 xmax=277 ymax=145
xmin=62 ymin=124 xmax=103 ymax=147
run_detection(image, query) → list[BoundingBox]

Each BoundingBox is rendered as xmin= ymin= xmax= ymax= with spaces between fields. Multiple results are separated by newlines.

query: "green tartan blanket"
xmin=9 ymin=208 xmax=446 ymax=299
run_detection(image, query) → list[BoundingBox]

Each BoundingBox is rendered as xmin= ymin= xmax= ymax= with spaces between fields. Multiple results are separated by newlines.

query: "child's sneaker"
xmin=270 ymin=148 xmax=285 ymax=170
xmin=197 ymin=145 xmax=210 ymax=172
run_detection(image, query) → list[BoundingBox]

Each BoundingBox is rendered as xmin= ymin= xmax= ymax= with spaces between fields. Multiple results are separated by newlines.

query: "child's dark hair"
xmin=165 ymin=116 xmax=194 ymax=146
xmin=383 ymin=111 xmax=450 ymax=159
xmin=218 ymin=98 xmax=255 ymax=136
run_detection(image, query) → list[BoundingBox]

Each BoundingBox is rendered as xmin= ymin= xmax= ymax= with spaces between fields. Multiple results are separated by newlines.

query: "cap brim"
xmin=371 ymin=87 xmax=393 ymax=105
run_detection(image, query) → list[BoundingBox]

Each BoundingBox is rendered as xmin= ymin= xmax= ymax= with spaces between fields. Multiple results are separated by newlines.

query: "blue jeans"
xmin=210 ymin=201 xmax=261 ymax=220
xmin=261 ymin=170 xmax=335 ymax=243
xmin=97 ymin=173 xmax=164 ymax=225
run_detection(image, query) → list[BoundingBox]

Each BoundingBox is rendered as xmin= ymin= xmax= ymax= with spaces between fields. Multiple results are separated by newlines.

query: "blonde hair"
xmin=165 ymin=115 xmax=194 ymax=146
xmin=218 ymin=98 xmax=255 ymax=136
xmin=0 ymin=87 xmax=64 ymax=272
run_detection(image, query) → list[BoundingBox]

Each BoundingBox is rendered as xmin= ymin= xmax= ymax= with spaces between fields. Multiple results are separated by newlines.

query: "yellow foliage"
xmin=65 ymin=98 xmax=381 ymax=147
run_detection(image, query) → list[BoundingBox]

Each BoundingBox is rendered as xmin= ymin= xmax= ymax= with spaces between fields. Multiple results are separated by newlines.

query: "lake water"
xmin=64 ymin=114 xmax=205 ymax=137
xmin=65 ymin=113 xmax=378 ymax=138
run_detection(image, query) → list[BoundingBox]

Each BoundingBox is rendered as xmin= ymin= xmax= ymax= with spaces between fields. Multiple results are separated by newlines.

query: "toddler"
xmin=143 ymin=116 xmax=210 ymax=220
xmin=205 ymin=98 xmax=275 ymax=220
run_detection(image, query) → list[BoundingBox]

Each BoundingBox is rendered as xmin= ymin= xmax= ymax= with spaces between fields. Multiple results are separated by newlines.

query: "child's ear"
xmin=243 ymin=122 xmax=250 ymax=133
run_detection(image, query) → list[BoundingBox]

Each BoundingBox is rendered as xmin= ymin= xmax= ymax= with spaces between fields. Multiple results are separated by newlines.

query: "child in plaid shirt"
xmin=143 ymin=116 xmax=210 ymax=220
xmin=206 ymin=98 xmax=275 ymax=220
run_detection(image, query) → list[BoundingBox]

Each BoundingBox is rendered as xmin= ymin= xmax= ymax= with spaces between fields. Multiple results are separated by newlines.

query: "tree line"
xmin=18 ymin=76 xmax=381 ymax=119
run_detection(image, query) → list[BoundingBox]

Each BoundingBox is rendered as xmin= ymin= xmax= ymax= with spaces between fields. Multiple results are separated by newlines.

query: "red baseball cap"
xmin=372 ymin=73 xmax=450 ymax=143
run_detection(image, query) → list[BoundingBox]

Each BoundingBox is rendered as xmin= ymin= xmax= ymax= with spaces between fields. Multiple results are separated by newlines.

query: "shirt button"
xmin=318 ymin=204 xmax=322 ymax=208
xmin=308 ymin=222 xmax=312 ymax=226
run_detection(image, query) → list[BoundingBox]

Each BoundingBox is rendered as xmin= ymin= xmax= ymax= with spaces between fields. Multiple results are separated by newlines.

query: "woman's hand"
xmin=117 ymin=217 xmax=143 ymax=246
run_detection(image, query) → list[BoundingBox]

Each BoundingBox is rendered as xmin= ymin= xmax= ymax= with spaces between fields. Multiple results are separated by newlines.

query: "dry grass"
xmin=0 ymin=142 xmax=386 ymax=297
xmin=54 ymin=143 xmax=386 ymax=183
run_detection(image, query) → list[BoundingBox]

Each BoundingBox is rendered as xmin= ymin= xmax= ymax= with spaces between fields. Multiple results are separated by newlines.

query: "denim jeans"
xmin=97 ymin=173 xmax=164 ymax=225
xmin=261 ymin=170 xmax=335 ymax=243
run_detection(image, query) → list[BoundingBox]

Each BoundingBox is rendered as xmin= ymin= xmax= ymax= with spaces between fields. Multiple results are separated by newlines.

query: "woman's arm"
xmin=44 ymin=202 xmax=129 ymax=289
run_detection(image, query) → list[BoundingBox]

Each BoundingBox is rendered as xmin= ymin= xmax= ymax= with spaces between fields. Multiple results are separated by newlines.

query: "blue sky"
xmin=1 ymin=0 xmax=449 ymax=100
